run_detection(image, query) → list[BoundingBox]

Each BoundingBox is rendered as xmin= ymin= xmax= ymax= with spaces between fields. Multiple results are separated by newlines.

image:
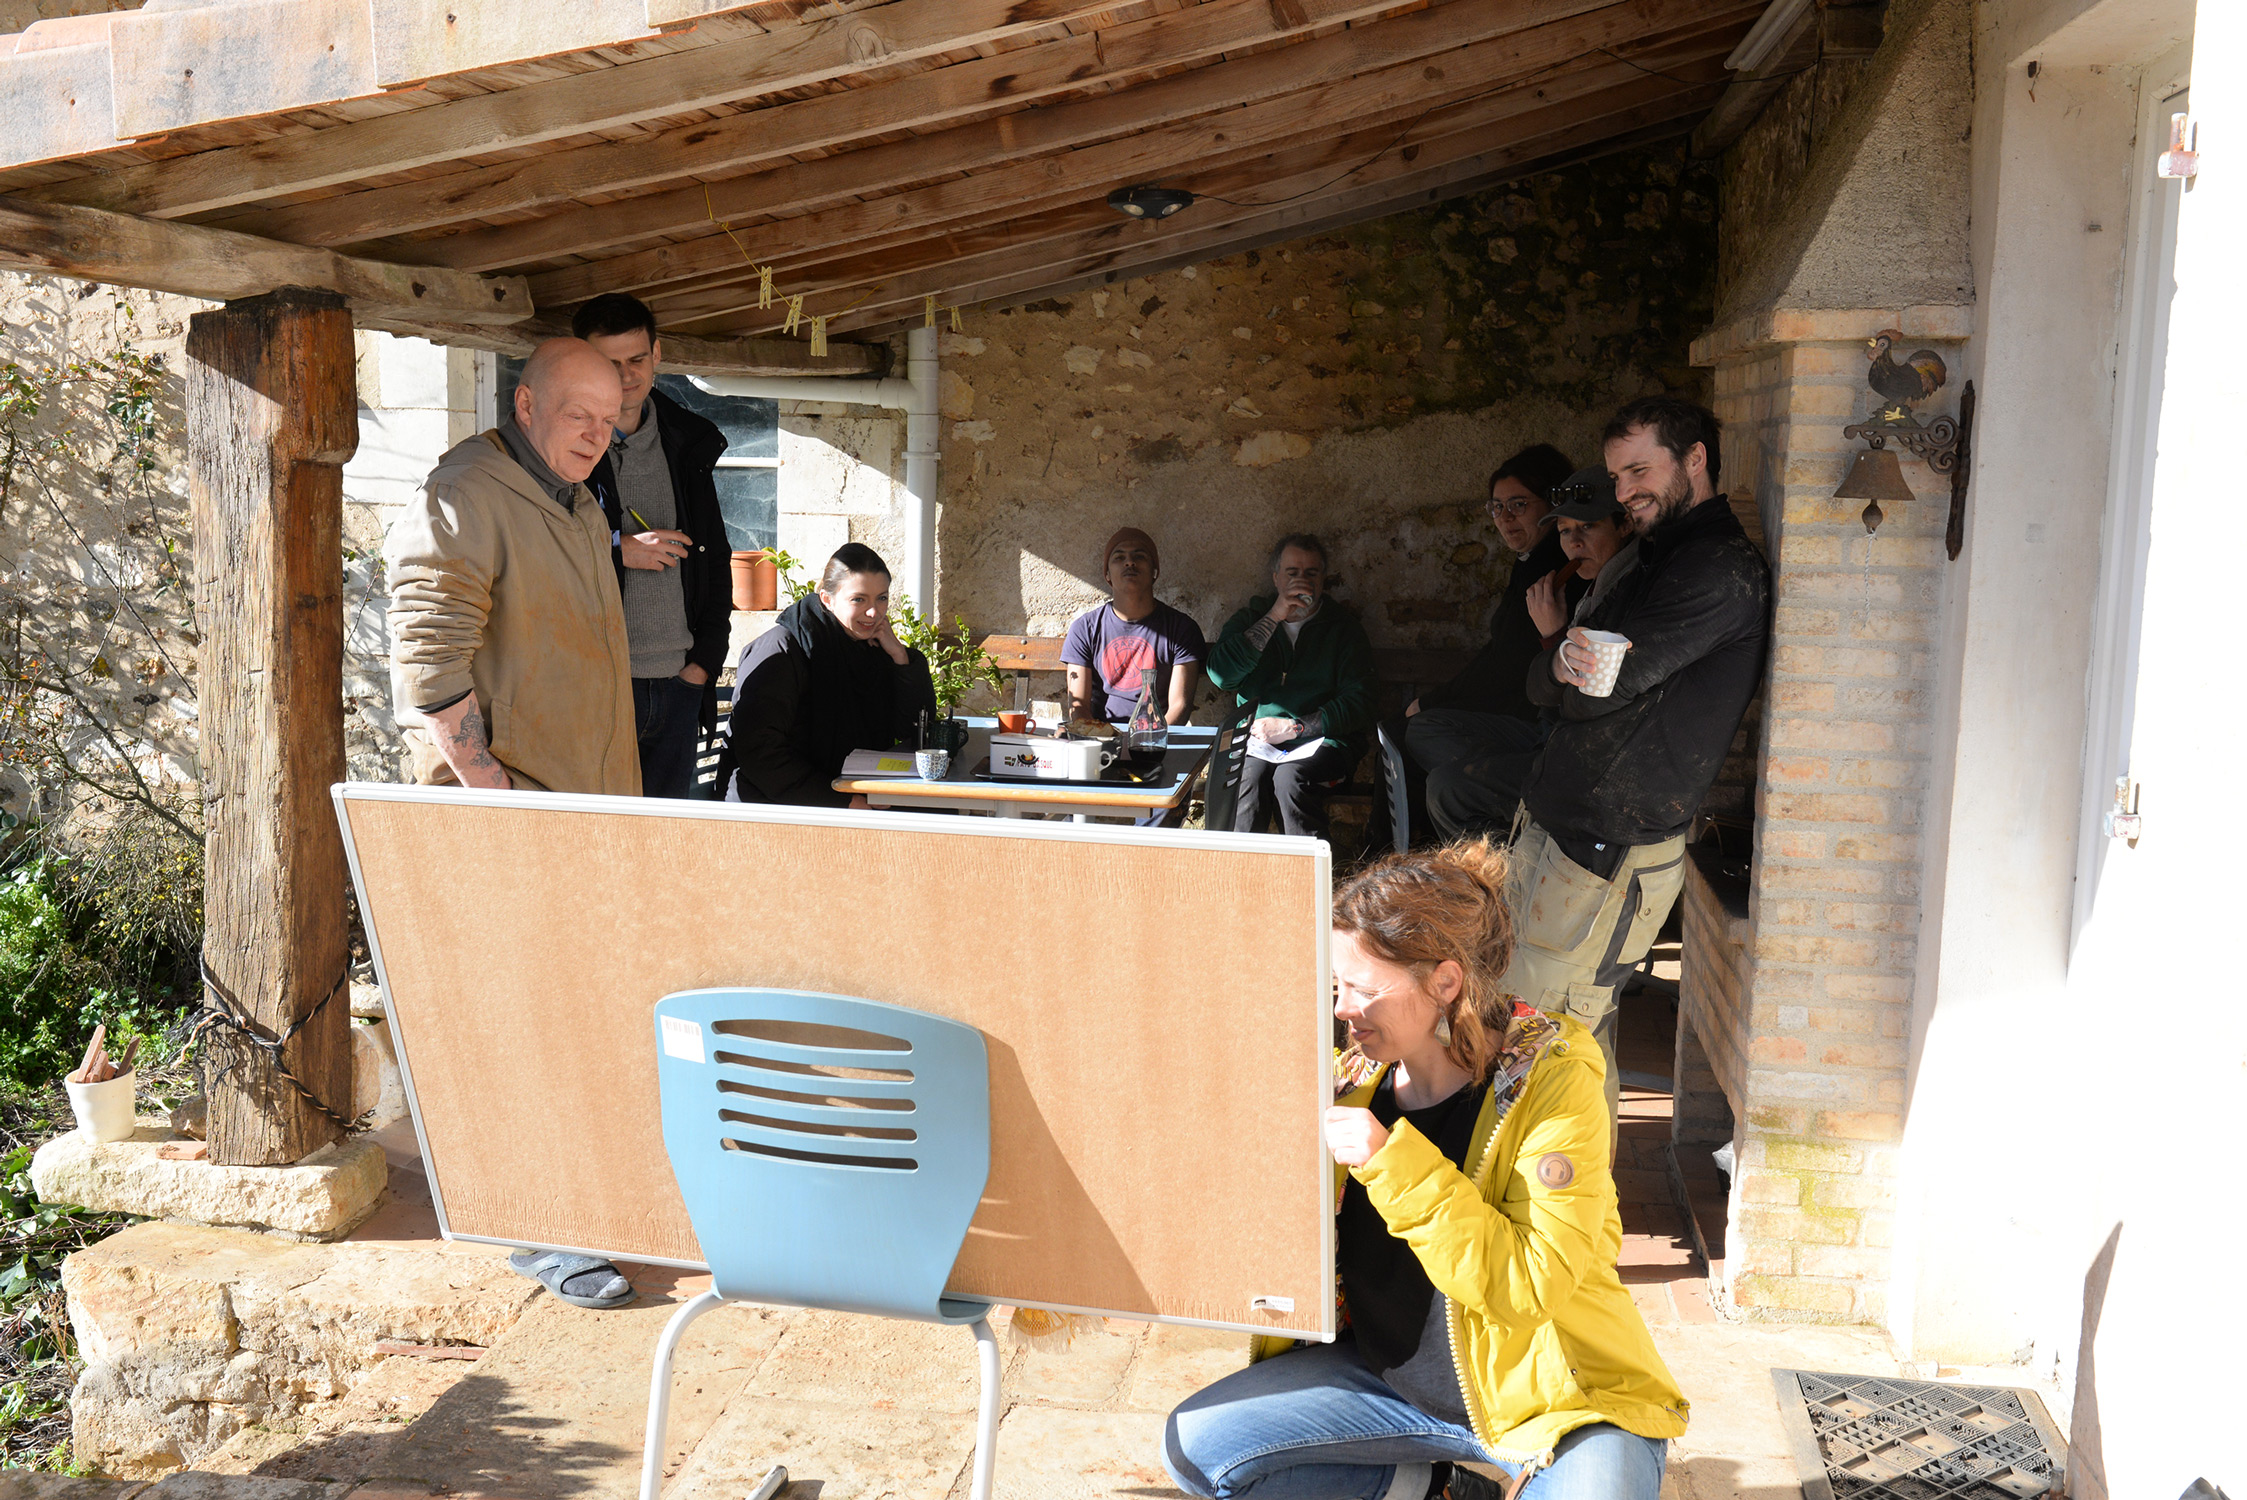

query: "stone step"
xmin=64 ymin=1219 xmax=535 ymax=1478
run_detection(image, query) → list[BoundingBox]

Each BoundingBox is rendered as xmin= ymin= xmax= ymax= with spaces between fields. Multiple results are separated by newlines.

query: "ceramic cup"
xmin=996 ymin=710 xmax=1030 ymax=733
xmin=1577 ymin=630 xmax=1631 ymax=698
xmin=914 ymin=748 xmax=951 ymax=781
xmin=65 ymin=1069 xmax=137 ymax=1144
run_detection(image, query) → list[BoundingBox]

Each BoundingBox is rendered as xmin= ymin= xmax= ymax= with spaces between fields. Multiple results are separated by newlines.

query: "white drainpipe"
xmin=690 ymin=326 xmax=941 ymax=614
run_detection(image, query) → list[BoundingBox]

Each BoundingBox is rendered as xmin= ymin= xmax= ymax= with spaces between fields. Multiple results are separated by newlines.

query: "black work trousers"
xmin=1233 ymin=740 xmax=1356 ymax=840
xmin=1410 ymin=709 xmax=1548 ymax=840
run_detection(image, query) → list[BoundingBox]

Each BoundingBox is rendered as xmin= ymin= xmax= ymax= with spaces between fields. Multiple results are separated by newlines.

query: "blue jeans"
xmin=1163 ymin=1341 xmax=1667 ymax=1500
xmin=633 ymin=673 xmax=706 ymax=799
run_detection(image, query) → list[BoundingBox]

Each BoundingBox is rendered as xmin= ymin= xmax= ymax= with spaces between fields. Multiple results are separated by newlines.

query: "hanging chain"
xmin=190 ymin=958 xmax=368 ymax=1132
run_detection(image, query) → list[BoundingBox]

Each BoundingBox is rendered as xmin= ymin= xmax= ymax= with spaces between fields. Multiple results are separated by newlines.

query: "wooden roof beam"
xmin=369 ymin=0 xmax=1718 ymax=276
xmin=355 ymin=313 xmax=889 ymax=376
xmin=228 ymin=0 xmax=1455 ymax=250
xmin=852 ymin=117 xmax=1701 ymax=338
xmin=716 ymin=77 xmax=1723 ymax=340
xmin=0 ymin=194 xmax=531 ymax=324
xmin=21 ymin=0 xmax=1122 ymax=219
xmin=515 ymin=0 xmax=1753 ymax=306
xmin=631 ymin=21 xmax=1744 ymax=329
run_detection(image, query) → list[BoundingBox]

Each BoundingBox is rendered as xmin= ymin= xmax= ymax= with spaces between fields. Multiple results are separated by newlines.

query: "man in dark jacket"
xmin=1508 ymin=397 xmax=1770 ymax=1119
xmin=573 ymin=294 xmax=732 ymax=798
xmin=1378 ymin=444 xmax=1574 ymax=847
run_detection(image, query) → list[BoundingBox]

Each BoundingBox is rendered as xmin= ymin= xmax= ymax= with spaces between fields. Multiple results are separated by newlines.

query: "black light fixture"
xmin=1108 ymin=184 xmax=1196 ymax=219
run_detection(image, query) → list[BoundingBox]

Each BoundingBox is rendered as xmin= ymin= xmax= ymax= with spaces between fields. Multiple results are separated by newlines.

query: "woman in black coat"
xmin=724 ymin=543 xmax=937 ymax=807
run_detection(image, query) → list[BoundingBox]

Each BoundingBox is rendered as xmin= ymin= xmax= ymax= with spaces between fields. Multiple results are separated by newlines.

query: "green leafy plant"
xmin=891 ymin=599 xmax=1005 ymax=719
xmin=759 ymin=547 xmax=816 ymax=605
xmin=0 ymin=856 xmax=185 ymax=1092
xmin=0 ymin=1144 xmax=137 ymax=1469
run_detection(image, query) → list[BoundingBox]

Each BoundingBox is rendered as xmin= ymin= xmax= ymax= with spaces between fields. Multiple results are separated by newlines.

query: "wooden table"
xmin=832 ymin=720 xmax=1217 ymax=822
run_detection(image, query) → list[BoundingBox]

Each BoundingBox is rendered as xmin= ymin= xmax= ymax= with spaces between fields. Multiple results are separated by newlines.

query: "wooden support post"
xmin=187 ymin=287 xmax=359 ymax=1167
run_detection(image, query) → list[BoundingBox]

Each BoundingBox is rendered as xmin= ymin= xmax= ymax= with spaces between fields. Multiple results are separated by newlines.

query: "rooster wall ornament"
xmin=1836 ymin=328 xmax=1966 ymax=534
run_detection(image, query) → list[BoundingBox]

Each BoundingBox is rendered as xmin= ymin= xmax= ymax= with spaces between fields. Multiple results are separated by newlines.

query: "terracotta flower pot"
xmin=731 ymin=551 xmax=778 ymax=612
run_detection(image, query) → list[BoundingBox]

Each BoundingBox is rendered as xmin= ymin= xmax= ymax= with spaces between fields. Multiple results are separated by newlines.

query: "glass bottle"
xmin=1128 ymin=667 xmax=1168 ymax=753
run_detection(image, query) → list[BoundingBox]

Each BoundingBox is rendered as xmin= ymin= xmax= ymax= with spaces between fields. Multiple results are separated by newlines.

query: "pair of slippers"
xmin=509 ymin=1249 xmax=635 ymax=1309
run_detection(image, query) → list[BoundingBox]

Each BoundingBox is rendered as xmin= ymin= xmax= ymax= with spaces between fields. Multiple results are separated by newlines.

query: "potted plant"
xmin=729 ymin=547 xmax=785 ymax=612
xmin=729 ymin=549 xmax=775 ymax=612
xmin=729 ymin=547 xmax=810 ymax=613
xmin=893 ymin=598 xmax=1005 ymax=754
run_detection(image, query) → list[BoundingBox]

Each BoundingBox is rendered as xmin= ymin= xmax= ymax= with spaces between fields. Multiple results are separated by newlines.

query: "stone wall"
xmin=932 ymin=143 xmax=1719 ymax=649
xmin=0 ymin=276 xmax=429 ymax=823
xmin=0 ymin=276 xmax=204 ymax=826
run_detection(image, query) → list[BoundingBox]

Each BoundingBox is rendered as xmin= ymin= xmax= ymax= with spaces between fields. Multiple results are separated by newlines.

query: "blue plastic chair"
xmin=639 ymin=988 xmax=998 ymax=1500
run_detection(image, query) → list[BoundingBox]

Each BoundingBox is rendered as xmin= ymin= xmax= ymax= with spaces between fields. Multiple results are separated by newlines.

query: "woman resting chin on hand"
xmin=1162 ymin=839 xmax=1687 ymax=1500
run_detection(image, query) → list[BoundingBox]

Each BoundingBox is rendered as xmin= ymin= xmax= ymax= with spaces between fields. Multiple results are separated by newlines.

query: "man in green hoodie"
xmin=1206 ymin=534 xmax=1377 ymax=839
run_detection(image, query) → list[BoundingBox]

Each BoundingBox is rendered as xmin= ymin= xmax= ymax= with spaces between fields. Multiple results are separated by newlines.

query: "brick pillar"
xmin=1692 ymin=307 xmax=1969 ymax=1323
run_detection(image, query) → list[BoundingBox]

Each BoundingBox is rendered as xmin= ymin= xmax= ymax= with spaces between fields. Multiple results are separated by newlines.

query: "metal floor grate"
xmin=1772 ymin=1369 xmax=2068 ymax=1500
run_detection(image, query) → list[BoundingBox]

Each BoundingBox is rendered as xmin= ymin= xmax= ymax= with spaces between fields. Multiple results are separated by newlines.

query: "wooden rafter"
xmin=353 ymin=312 xmax=890 ymax=376
xmin=851 ymin=115 xmax=1702 ymax=338
xmin=516 ymin=0 xmax=1747 ymax=312
xmin=370 ymin=0 xmax=1681 ymax=278
xmin=0 ymin=194 xmax=531 ymax=324
xmin=705 ymin=72 xmax=1724 ymax=340
xmin=219 ymin=0 xmax=1463 ymax=251
xmin=620 ymin=9 xmax=1746 ymax=330
xmin=22 ymin=0 xmax=1125 ymax=219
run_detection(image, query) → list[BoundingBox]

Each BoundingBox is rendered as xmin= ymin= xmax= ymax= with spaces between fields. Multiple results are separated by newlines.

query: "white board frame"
xmin=333 ymin=781 xmax=1336 ymax=1339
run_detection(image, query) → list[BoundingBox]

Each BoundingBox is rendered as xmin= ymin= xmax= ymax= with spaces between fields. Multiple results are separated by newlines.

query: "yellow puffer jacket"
xmin=1255 ymin=1016 xmax=1688 ymax=1465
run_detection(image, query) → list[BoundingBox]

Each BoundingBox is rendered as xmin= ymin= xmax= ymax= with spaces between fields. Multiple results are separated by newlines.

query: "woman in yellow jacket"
xmin=1163 ymin=839 xmax=1687 ymax=1500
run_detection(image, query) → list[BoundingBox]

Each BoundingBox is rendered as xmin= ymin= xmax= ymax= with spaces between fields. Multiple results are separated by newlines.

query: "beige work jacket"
xmin=384 ymin=431 xmax=641 ymax=796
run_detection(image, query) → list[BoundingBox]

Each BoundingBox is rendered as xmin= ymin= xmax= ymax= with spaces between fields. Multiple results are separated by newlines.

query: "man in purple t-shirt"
xmin=1062 ymin=527 xmax=1206 ymax=723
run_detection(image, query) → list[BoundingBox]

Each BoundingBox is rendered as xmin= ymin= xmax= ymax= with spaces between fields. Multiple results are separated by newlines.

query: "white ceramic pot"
xmin=65 ymin=1069 xmax=138 ymax=1143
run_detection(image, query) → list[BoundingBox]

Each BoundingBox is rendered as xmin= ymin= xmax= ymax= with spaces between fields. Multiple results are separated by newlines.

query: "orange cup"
xmin=996 ymin=710 xmax=1030 ymax=733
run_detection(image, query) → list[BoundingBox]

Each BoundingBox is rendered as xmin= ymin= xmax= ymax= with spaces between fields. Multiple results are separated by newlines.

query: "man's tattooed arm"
xmin=423 ymin=696 xmax=511 ymax=789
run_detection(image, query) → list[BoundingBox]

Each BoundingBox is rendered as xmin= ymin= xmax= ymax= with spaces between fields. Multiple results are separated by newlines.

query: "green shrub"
xmin=0 ymin=859 xmax=183 ymax=1091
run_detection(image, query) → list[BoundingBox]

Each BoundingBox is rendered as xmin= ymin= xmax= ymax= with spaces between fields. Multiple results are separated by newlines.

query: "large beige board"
xmin=336 ymin=785 xmax=1333 ymax=1337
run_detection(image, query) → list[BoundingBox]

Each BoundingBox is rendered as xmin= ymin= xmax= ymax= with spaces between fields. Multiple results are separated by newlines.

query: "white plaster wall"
xmin=1889 ymin=29 xmax=2140 ymax=1367
xmin=774 ymin=401 xmax=909 ymax=600
xmin=1891 ymin=0 xmax=2240 ymax=1493
xmin=341 ymin=332 xmax=477 ymax=781
xmin=2037 ymin=4 xmax=2244 ymax=1493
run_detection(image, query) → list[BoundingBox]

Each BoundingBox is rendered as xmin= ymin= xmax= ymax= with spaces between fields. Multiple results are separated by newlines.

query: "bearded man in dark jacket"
xmin=1507 ymin=397 xmax=1770 ymax=1121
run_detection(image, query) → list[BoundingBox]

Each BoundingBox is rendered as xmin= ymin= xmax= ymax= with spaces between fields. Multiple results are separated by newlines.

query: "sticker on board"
xmin=660 ymin=1015 xmax=705 ymax=1064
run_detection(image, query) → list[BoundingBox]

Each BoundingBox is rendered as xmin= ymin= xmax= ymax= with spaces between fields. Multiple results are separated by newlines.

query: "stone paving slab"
xmin=238 ymin=1268 xmax=783 ymax=1500
xmin=987 ymin=1408 xmax=1174 ymax=1500
xmin=664 ymin=1402 xmax=977 ymax=1500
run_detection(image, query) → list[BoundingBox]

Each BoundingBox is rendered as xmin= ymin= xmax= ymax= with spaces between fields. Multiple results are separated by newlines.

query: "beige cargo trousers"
xmin=1499 ymin=816 xmax=1689 ymax=1123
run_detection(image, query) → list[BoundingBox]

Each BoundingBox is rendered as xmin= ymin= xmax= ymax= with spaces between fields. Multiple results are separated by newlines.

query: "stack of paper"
xmin=840 ymin=749 xmax=920 ymax=778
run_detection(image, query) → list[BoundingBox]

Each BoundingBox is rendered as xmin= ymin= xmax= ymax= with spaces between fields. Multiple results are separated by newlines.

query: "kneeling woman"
xmin=725 ymin=543 xmax=937 ymax=806
xmin=1165 ymin=841 xmax=1687 ymax=1500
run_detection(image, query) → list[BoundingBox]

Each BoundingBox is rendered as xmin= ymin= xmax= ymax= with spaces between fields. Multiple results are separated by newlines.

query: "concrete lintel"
xmin=107 ymin=0 xmax=379 ymax=142
xmin=31 ymin=1130 xmax=387 ymax=1241
xmin=1691 ymin=304 xmax=1976 ymax=365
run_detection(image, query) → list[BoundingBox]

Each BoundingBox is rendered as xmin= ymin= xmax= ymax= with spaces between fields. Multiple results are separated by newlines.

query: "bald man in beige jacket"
xmin=385 ymin=339 xmax=640 ymax=796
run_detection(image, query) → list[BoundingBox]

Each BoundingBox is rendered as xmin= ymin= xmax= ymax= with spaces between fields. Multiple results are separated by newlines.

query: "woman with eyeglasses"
xmin=1388 ymin=445 xmax=1576 ymax=846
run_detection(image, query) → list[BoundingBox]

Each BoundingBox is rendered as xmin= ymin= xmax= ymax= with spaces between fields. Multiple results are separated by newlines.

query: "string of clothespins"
xmin=703 ymin=185 xmax=959 ymax=353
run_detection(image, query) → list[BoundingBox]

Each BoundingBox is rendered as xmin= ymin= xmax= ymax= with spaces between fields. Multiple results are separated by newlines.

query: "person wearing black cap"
xmin=1424 ymin=467 xmax=1632 ymax=841
xmin=1377 ymin=444 xmax=1575 ymax=849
